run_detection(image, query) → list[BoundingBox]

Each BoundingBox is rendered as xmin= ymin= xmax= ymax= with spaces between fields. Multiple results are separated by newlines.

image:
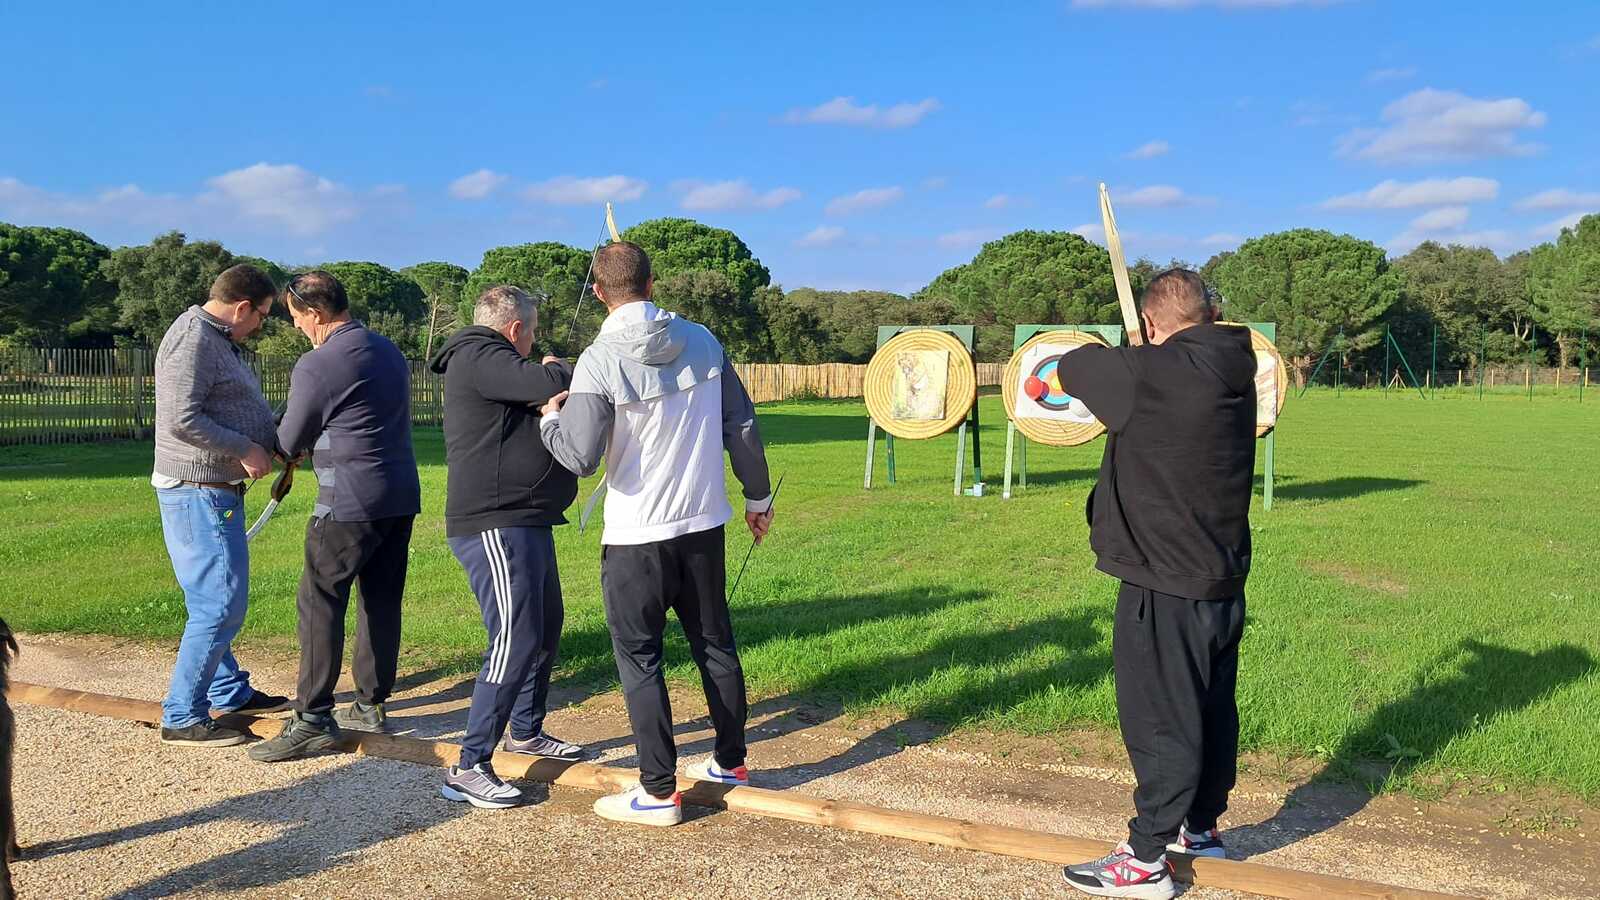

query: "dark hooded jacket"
xmin=428 ymin=326 xmax=578 ymax=537
xmin=1057 ymin=323 xmax=1258 ymax=599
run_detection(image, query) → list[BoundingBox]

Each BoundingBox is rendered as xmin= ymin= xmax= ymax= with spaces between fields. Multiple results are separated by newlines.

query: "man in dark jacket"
xmin=249 ymin=271 xmax=422 ymax=763
xmin=1057 ymin=269 xmax=1256 ymax=900
xmin=426 ymin=285 xmax=585 ymax=809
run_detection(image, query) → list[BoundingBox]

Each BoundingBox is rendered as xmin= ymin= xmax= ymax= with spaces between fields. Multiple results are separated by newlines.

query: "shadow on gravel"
xmin=388 ymin=584 xmax=992 ymax=742
xmin=598 ymin=604 xmax=1112 ymax=791
xmin=1232 ymin=639 xmax=1595 ymax=859
xmin=24 ymin=759 xmax=548 ymax=898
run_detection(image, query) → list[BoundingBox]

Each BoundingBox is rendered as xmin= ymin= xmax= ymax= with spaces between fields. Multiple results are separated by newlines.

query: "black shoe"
xmin=160 ymin=720 xmax=249 ymax=747
xmin=247 ymin=712 xmax=341 ymax=762
xmin=219 ymin=689 xmax=291 ymax=716
xmin=333 ymin=700 xmax=387 ymax=734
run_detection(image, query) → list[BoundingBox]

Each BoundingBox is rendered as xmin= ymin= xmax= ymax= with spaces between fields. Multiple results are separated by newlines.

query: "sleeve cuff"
xmin=541 ymin=411 xmax=560 ymax=426
xmin=745 ymin=493 xmax=773 ymax=515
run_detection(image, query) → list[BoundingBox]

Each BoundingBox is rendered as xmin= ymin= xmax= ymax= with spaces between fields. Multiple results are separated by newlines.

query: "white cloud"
xmin=1321 ymin=176 xmax=1499 ymax=210
xmin=449 ymin=169 xmax=509 ymax=200
xmin=200 ymin=163 xmax=357 ymax=236
xmin=1071 ymin=0 xmax=1341 ymax=7
xmin=1199 ymin=232 xmax=1244 ymax=248
xmin=921 ymin=176 xmax=950 ymax=190
xmin=1534 ymin=212 xmax=1586 ymax=238
xmin=1339 ymin=88 xmax=1547 ymax=163
xmin=1 ymin=163 xmax=365 ymax=239
xmin=936 ymin=228 xmax=1002 ymax=250
xmin=984 ymin=193 xmax=1018 ymax=209
xmin=1389 ymin=205 xmax=1516 ymax=254
xmin=1365 ymin=66 xmax=1418 ymax=84
xmin=1408 ymin=206 xmax=1471 ymax=231
xmin=1118 ymin=185 xmax=1211 ymax=207
xmin=1125 ymin=140 xmax=1171 ymax=159
xmin=783 ymin=96 xmax=941 ymax=129
xmin=522 ymin=175 xmax=647 ymax=205
xmin=1071 ymin=223 xmax=1106 ymax=244
xmin=674 ymin=179 xmax=801 ymax=212
xmin=796 ymin=225 xmax=846 ymax=248
xmin=825 ymin=186 xmax=904 ymax=217
xmin=1514 ymin=188 xmax=1600 ymax=212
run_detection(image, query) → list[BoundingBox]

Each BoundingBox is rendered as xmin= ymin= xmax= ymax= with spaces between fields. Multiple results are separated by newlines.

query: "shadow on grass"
xmin=596 ymin=605 xmax=1112 ymax=789
xmin=1232 ymin=639 xmax=1595 ymax=858
xmin=23 ymin=759 xmax=519 ymax=897
xmin=386 ymin=585 xmax=990 ymax=741
xmin=1255 ymin=475 xmax=1426 ymax=502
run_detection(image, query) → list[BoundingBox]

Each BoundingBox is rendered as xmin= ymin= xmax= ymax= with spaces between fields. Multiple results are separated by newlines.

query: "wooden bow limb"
xmin=1099 ymin=183 xmax=1146 ymax=346
xmin=245 ymin=457 xmax=300 ymax=542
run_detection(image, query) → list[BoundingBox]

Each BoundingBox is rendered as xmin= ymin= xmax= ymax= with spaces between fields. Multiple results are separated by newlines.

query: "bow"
xmin=1099 ymin=183 xmax=1146 ymax=346
xmin=245 ymin=458 xmax=300 ymax=541
xmin=563 ymin=202 xmax=623 ymax=349
xmin=727 ymin=473 xmax=784 ymax=605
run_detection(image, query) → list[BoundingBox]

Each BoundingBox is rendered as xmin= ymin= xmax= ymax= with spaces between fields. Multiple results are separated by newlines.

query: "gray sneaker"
xmin=502 ymin=731 xmax=584 ymax=760
xmin=334 ymin=700 xmax=387 ymax=734
xmin=441 ymin=763 xmax=523 ymax=809
xmin=248 ymin=712 xmax=341 ymax=762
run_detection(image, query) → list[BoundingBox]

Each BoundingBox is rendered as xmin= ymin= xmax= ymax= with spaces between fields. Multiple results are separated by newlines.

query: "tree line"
xmin=2 ymin=211 xmax=1596 ymax=383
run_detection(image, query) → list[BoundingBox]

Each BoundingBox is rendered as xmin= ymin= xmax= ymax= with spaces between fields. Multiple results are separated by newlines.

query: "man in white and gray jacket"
xmin=540 ymin=241 xmax=773 ymax=827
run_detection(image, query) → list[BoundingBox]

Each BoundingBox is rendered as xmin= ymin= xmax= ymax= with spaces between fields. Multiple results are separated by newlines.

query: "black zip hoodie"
xmin=428 ymin=326 xmax=578 ymax=537
xmin=1057 ymin=323 xmax=1258 ymax=600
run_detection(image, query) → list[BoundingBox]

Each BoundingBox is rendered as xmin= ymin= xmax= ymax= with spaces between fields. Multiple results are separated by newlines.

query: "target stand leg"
xmin=1003 ymin=423 xmax=1016 ymax=499
xmin=1019 ymin=436 xmax=1027 ymax=489
xmin=953 ymin=421 xmax=967 ymax=497
xmin=864 ymin=419 xmax=877 ymax=489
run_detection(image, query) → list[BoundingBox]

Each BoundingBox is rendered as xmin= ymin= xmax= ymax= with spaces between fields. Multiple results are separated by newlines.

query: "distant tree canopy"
xmin=1209 ymin=229 xmax=1402 ymax=383
xmin=3 ymin=211 xmax=1599 ymax=376
xmin=916 ymin=230 xmax=1130 ymax=361
xmin=104 ymin=232 xmax=236 ymax=347
xmin=0 ymin=223 xmax=116 ymax=347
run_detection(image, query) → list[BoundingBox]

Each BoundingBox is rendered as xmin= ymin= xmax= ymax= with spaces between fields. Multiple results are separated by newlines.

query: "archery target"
xmin=1016 ymin=344 xmax=1097 ymax=425
xmin=1001 ymin=329 xmax=1110 ymax=447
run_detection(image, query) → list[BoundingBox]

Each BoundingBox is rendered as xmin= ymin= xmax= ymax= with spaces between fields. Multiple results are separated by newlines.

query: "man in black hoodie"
xmin=1057 ymin=269 xmax=1257 ymax=900
xmin=426 ymin=285 xmax=585 ymax=810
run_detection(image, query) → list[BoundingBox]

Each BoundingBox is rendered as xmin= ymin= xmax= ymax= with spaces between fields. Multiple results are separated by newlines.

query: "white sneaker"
xmin=686 ymin=756 xmax=750 ymax=786
xmin=593 ymin=782 xmax=683 ymax=827
xmin=1166 ymin=825 xmax=1227 ymax=859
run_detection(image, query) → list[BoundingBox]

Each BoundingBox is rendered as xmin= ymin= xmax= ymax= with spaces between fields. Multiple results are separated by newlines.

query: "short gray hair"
xmin=473 ymin=285 xmax=541 ymax=330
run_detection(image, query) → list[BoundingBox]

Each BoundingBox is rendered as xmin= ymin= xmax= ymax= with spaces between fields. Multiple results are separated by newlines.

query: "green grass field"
xmin=3 ymin=392 xmax=1597 ymax=798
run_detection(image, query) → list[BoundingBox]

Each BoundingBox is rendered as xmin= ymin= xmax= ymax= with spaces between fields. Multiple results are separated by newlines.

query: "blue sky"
xmin=2 ymin=1 xmax=1597 ymax=294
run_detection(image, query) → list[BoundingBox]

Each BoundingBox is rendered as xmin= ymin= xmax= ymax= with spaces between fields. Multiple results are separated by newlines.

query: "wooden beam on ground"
xmin=8 ymin=682 xmax=1463 ymax=900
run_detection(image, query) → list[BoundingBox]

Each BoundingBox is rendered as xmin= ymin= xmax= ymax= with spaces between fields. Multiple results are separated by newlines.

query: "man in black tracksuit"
xmin=426 ymin=285 xmax=585 ymax=809
xmin=1058 ymin=269 xmax=1257 ymax=900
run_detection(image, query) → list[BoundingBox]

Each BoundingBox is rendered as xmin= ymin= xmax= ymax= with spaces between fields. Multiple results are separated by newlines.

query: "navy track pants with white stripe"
xmin=447 ymin=526 xmax=564 ymax=769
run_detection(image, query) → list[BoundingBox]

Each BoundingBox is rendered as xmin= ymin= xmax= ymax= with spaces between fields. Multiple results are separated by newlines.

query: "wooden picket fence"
xmin=0 ymin=348 xmax=1003 ymax=446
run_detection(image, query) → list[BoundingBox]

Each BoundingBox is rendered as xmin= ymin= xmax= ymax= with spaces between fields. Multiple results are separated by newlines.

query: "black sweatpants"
xmin=1113 ymin=581 xmax=1246 ymax=862
xmin=601 ymin=525 xmax=747 ymax=798
xmin=448 ymin=526 xmax=564 ymax=769
xmin=294 ymin=514 xmax=415 ymax=720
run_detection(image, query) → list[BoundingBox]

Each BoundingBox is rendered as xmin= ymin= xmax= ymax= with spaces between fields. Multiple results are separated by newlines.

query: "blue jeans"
xmin=157 ymin=485 xmax=256 ymax=728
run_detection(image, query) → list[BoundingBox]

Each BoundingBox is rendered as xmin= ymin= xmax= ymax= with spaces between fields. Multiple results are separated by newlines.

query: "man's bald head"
xmin=1139 ymin=269 xmax=1215 ymax=343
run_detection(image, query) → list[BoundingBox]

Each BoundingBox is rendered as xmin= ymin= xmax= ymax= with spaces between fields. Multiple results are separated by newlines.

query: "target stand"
xmin=863 ymin=325 xmax=983 ymax=497
xmin=1002 ymin=324 xmax=1124 ymax=499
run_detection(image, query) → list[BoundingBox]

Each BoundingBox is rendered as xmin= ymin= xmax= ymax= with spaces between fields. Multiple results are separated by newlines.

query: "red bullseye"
xmin=1023 ymin=375 xmax=1047 ymax=400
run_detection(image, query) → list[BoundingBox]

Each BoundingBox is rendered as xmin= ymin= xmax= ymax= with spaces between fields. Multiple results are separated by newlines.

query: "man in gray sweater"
xmin=153 ymin=264 xmax=291 ymax=747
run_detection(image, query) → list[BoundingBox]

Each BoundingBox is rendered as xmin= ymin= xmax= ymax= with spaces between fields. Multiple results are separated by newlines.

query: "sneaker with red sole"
xmin=1167 ymin=825 xmax=1227 ymax=859
xmin=1062 ymin=843 xmax=1177 ymax=899
xmin=685 ymin=756 xmax=749 ymax=786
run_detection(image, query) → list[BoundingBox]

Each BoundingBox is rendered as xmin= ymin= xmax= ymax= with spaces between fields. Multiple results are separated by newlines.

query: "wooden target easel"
xmin=1001 ymin=324 xmax=1124 ymax=499
xmin=862 ymin=325 xmax=982 ymax=496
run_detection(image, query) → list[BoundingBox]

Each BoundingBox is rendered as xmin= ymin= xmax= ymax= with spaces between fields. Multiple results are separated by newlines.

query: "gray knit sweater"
xmin=152 ymin=306 xmax=278 ymax=483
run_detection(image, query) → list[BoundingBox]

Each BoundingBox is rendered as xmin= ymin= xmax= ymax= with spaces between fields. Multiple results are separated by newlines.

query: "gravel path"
xmin=7 ymin=633 xmax=1594 ymax=899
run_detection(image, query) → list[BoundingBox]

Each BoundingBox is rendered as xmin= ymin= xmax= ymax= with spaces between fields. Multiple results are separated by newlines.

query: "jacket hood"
xmin=1170 ymin=323 xmax=1258 ymax=397
xmin=429 ymin=326 xmax=509 ymax=374
xmin=594 ymin=302 xmax=689 ymax=366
